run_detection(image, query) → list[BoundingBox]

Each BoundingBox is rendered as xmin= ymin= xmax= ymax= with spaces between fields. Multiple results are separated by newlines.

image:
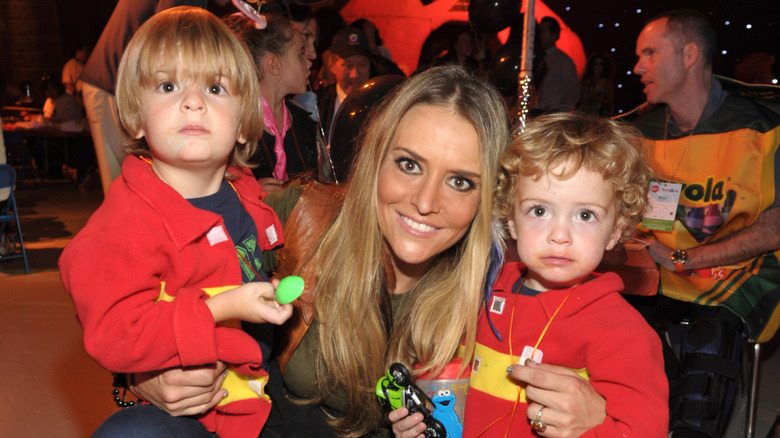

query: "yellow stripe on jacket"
xmin=470 ymin=343 xmax=589 ymax=402
xmin=156 ymin=282 xmax=270 ymax=404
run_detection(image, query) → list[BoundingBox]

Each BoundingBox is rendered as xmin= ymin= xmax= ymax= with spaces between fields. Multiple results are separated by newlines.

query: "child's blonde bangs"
xmin=134 ymin=23 xmax=252 ymax=95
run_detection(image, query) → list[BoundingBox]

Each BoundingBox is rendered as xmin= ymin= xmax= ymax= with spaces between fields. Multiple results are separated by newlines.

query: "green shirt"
xmin=283 ymin=293 xmax=405 ymax=436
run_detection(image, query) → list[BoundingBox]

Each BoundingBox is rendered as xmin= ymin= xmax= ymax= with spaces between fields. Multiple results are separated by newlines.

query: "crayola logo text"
xmin=680 ymin=178 xmax=725 ymax=202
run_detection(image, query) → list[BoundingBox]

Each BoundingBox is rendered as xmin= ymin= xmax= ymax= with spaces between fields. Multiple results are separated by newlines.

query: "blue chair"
xmin=3 ymin=130 xmax=37 ymax=188
xmin=0 ymin=164 xmax=30 ymax=273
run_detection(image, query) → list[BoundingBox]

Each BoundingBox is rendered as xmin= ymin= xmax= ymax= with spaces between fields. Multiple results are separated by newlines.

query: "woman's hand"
xmin=508 ymin=360 xmax=606 ymax=438
xmin=132 ymin=362 xmax=229 ymax=416
xmin=389 ymin=407 xmax=427 ymax=438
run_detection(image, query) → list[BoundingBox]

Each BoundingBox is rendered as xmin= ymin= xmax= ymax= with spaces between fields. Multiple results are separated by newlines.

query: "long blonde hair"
xmin=310 ymin=65 xmax=509 ymax=435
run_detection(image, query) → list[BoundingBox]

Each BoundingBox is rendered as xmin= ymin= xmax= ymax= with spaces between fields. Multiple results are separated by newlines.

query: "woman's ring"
xmin=531 ymin=406 xmax=547 ymax=432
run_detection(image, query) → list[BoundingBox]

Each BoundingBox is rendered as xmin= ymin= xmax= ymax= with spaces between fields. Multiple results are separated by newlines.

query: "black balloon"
xmin=488 ymin=40 xmax=524 ymax=97
xmin=329 ymin=75 xmax=406 ymax=182
xmin=468 ymin=0 xmax=521 ymax=34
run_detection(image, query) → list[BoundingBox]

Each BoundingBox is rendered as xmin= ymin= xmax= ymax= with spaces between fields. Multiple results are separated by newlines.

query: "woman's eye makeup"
xmin=448 ymin=176 xmax=475 ymax=192
xmin=395 ymin=157 xmax=421 ymax=174
xmin=392 ymin=154 xmax=478 ymax=193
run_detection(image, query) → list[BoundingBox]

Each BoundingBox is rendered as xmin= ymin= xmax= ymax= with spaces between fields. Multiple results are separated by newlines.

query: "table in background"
xmin=2 ymin=121 xmax=91 ymax=182
xmin=1 ymin=105 xmax=43 ymax=115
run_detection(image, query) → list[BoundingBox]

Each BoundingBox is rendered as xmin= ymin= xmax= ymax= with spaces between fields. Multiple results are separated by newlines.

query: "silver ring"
xmin=530 ymin=406 xmax=547 ymax=432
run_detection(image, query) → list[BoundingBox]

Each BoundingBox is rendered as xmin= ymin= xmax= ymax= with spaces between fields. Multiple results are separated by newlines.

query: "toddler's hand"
xmin=206 ymin=282 xmax=293 ymax=324
xmin=237 ymin=281 xmax=293 ymax=324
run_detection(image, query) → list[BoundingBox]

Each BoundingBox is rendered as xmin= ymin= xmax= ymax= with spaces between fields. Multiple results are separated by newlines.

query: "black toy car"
xmin=376 ymin=363 xmax=447 ymax=438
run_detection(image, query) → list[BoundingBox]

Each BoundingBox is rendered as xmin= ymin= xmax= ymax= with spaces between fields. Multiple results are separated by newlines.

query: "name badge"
xmin=641 ymin=182 xmax=682 ymax=232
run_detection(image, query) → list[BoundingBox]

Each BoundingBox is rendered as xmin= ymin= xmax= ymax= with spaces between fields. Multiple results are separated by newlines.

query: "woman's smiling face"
xmin=377 ymin=104 xmax=482 ymax=285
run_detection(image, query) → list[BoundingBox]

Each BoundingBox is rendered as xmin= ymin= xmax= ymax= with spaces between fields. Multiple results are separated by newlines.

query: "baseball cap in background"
xmin=328 ymin=27 xmax=371 ymax=59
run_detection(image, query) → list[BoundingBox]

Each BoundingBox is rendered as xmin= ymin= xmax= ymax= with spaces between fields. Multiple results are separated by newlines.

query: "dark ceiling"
xmin=539 ymin=0 xmax=780 ymax=112
xmin=70 ymin=0 xmax=780 ymax=114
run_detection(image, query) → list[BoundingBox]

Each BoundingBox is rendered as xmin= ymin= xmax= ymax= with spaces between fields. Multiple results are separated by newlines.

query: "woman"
xmin=274 ymin=63 xmax=508 ymax=437
xmin=133 ymin=66 xmax=608 ymax=437
xmin=434 ymin=30 xmax=483 ymax=75
xmin=577 ymin=53 xmax=615 ymax=117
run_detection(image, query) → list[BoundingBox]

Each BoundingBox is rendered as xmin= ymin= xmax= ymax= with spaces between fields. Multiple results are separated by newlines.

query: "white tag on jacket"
xmin=490 ymin=296 xmax=506 ymax=314
xmin=207 ymin=225 xmax=229 ymax=246
xmin=266 ymin=225 xmax=279 ymax=245
xmin=519 ymin=346 xmax=543 ymax=364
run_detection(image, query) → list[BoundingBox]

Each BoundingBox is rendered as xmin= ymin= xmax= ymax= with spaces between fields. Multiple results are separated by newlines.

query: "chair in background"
xmin=745 ymin=319 xmax=780 ymax=438
xmin=0 ymin=164 xmax=30 ymax=273
xmin=2 ymin=131 xmax=38 ymax=188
